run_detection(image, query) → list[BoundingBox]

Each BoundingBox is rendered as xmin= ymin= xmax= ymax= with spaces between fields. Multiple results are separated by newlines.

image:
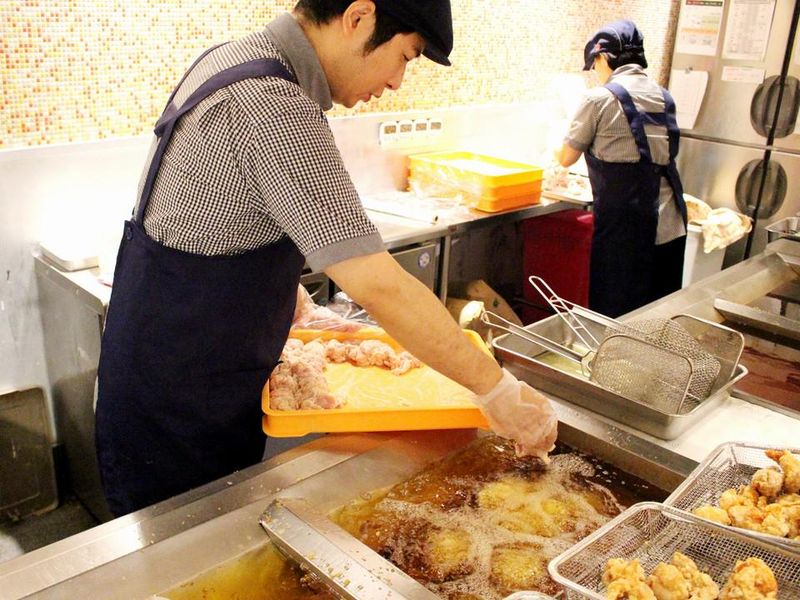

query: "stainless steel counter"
xmin=0 ymin=401 xmax=692 ymax=600
xmin=33 ymin=197 xmax=569 ymax=316
xmin=14 ymin=208 xmax=800 ymax=600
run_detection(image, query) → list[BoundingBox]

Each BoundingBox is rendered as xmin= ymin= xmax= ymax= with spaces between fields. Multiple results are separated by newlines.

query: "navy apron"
xmin=585 ymin=82 xmax=687 ymax=318
xmin=96 ymin=47 xmax=305 ymax=516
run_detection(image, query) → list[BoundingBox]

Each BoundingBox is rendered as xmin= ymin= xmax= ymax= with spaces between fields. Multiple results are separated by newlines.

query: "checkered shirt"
xmin=135 ymin=14 xmax=383 ymax=271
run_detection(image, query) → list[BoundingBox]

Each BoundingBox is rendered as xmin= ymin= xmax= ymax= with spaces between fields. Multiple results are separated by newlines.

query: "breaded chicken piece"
xmin=765 ymin=449 xmax=800 ymax=494
xmin=647 ymin=563 xmax=690 ymax=600
xmin=670 ymin=551 xmax=720 ymax=600
xmin=603 ymin=558 xmax=655 ymax=600
xmin=719 ymin=557 xmax=777 ymax=600
xmin=693 ymin=505 xmax=731 ymax=526
xmin=727 ymin=505 xmax=764 ymax=532
xmin=750 ymin=468 xmax=784 ymax=500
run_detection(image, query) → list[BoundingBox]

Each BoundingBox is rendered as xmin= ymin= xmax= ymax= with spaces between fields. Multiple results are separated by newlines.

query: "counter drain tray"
xmin=548 ymin=502 xmax=800 ymax=600
xmin=492 ymin=311 xmax=747 ymax=440
xmin=664 ymin=442 xmax=800 ymax=552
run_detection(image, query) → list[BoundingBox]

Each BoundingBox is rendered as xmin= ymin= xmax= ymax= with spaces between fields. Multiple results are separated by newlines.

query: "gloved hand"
xmin=474 ymin=368 xmax=558 ymax=460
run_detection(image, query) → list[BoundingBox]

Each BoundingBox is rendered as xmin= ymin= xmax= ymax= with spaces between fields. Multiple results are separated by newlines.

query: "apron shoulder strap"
xmin=660 ymin=87 xmax=680 ymax=160
xmin=136 ymin=49 xmax=296 ymax=223
xmin=604 ymin=81 xmax=652 ymax=163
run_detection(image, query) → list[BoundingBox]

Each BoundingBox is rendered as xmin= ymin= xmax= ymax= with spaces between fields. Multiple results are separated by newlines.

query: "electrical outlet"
xmin=378 ymin=120 xmax=398 ymax=146
xmin=378 ymin=116 xmax=443 ymax=148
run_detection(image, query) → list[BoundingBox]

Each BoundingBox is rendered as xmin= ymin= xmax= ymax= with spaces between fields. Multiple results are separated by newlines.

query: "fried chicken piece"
xmin=489 ymin=543 xmax=558 ymax=596
xmin=750 ymin=468 xmax=784 ymax=500
xmin=693 ymin=505 xmax=732 ymax=526
xmin=719 ymin=486 xmax=758 ymax=511
xmin=758 ymin=503 xmax=790 ymax=538
xmin=727 ymin=505 xmax=764 ymax=532
xmin=604 ymin=558 xmax=647 ymax=585
xmin=783 ymin=503 xmax=800 ymax=538
xmin=765 ymin=449 xmax=800 ymax=494
xmin=647 ymin=563 xmax=690 ymax=600
xmin=719 ymin=557 xmax=777 ymax=600
xmin=670 ymin=551 xmax=720 ymax=600
xmin=602 ymin=558 xmax=655 ymax=600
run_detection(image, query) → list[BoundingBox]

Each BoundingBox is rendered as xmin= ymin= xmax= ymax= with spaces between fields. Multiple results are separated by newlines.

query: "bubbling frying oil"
xmin=162 ymin=436 xmax=665 ymax=600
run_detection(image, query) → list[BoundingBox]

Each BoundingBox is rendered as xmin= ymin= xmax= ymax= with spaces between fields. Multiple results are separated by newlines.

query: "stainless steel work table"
xmin=33 ymin=196 xmax=570 ymax=316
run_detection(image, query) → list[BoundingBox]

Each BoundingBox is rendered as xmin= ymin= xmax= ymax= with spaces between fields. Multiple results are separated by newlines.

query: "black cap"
xmin=582 ymin=19 xmax=645 ymax=71
xmin=374 ymin=0 xmax=453 ymax=66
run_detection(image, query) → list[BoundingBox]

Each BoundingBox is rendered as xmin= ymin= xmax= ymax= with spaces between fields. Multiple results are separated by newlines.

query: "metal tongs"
xmin=481 ymin=276 xmax=602 ymax=377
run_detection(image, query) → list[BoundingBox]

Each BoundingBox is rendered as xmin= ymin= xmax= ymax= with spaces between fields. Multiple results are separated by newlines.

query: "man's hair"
xmin=605 ymin=49 xmax=648 ymax=70
xmin=294 ymin=1 xmax=414 ymax=52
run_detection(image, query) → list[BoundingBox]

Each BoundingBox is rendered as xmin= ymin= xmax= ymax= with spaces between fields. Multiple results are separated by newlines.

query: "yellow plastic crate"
xmin=262 ymin=329 xmax=491 ymax=437
xmin=408 ymin=151 xmax=543 ymax=211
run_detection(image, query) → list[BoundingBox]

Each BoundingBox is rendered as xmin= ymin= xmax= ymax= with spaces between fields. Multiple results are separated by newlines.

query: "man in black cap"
xmin=555 ymin=19 xmax=687 ymax=318
xmin=96 ymin=0 xmax=558 ymax=517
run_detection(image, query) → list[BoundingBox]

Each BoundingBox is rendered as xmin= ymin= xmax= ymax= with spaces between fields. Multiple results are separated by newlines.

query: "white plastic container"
xmin=682 ymin=223 xmax=725 ymax=287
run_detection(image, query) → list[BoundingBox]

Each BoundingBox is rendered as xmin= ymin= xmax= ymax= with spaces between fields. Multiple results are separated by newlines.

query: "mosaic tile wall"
xmin=1 ymin=0 xmax=680 ymax=149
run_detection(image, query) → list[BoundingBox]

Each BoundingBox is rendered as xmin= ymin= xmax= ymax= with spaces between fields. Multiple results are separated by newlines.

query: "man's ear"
xmin=341 ymin=0 xmax=376 ymax=38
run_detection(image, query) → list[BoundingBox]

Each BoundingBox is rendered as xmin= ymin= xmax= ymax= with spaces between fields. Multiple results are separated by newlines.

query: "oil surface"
xmin=162 ymin=436 xmax=665 ymax=599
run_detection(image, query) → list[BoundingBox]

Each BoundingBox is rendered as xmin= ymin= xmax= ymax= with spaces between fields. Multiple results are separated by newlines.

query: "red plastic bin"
xmin=521 ymin=209 xmax=593 ymax=323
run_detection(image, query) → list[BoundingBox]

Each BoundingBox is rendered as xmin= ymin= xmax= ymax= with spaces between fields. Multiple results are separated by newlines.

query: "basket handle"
xmin=481 ymin=311 xmax=585 ymax=364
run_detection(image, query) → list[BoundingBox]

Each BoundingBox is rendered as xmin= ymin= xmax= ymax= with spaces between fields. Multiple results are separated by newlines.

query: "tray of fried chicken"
xmin=261 ymin=328 xmax=491 ymax=437
xmin=548 ymin=502 xmax=799 ymax=599
xmin=663 ymin=443 xmax=800 ymax=552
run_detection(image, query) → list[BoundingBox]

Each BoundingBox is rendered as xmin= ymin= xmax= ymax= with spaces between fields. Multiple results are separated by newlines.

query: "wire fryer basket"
xmin=548 ymin=502 xmax=800 ymax=600
xmin=664 ymin=442 xmax=800 ymax=552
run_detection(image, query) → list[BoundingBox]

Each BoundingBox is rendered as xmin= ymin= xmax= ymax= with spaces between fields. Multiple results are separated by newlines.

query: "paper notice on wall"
xmin=722 ymin=0 xmax=776 ymax=61
xmin=669 ymin=70 xmax=709 ymax=129
xmin=676 ymin=0 xmax=725 ymax=56
xmin=721 ymin=66 xmax=765 ymax=84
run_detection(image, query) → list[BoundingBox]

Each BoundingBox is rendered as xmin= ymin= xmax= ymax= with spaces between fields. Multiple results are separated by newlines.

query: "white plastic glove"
xmin=474 ymin=368 xmax=558 ymax=461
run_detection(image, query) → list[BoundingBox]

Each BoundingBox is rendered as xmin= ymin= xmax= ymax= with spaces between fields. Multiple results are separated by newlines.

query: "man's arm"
xmin=325 ymin=251 xmax=502 ymax=395
xmin=554 ymin=143 xmax=583 ymax=167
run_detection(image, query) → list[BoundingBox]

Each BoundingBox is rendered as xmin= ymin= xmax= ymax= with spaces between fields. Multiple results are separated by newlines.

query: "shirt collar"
xmin=609 ymin=64 xmax=647 ymax=81
xmin=265 ymin=12 xmax=333 ymax=111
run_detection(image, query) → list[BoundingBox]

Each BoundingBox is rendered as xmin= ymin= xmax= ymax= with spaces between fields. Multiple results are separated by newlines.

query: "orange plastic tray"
xmin=262 ymin=328 xmax=491 ymax=437
xmin=472 ymin=190 xmax=542 ymax=213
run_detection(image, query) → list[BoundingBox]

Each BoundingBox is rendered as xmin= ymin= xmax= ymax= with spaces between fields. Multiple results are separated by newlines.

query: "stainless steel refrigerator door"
xmin=671 ymin=0 xmax=797 ymax=145
xmin=676 ymin=137 xmax=766 ymax=262
xmin=772 ymin=13 xmax=800 ymax=152
xmin=769 ymin=148 xmax=800 ymax=222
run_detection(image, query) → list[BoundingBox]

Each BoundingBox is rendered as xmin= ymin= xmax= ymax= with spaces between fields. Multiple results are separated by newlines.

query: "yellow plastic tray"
xmin=262 ymin=328 xmax=491 ymax=437
xmin=408 ymin=151 xmax=543 ymax=197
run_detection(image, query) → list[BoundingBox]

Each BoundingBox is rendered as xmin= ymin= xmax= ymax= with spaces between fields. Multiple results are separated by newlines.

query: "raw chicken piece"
xmin=750 ymin=468 xmax=784 ymax=500
xmin=302 ymin=339 xmax=328 ymax=371
xmin=269 ymin=361 xmax=298 ymax=410
xmin=292 ymin=362 xmax=339 ymax=410
xmin=670 ymin=551 xmax=720 ymax=600
xmin=647 ymin=563 xmax=690 ymax=600
xmin=324 ymin=339 xmax=349 ymax=363
xmin=719 ymin=557 xmax=777 ymax=600
xmin=359 ymin=339 xmax=395 ymax=367
xmin=765 ymin=449 xmax=800 ymax=494
xmin=389 ymin=351 xmax=423 ymax=375
xmin=693 ymin=505 xmax=731 ymax=526
xmin=603 ymin=558 xmax=656 ymax=600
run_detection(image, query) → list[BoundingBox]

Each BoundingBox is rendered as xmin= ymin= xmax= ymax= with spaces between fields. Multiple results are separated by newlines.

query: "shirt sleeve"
xmin=564 ymin=93 xmax=600 ymax=153
xmin=243 ymin=95 xmax=384 ymax=272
